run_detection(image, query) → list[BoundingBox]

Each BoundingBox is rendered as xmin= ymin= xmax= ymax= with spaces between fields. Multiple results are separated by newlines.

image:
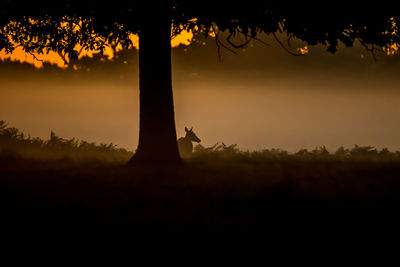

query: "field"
xmin=1 ymin=120 xmax=400 ymax=236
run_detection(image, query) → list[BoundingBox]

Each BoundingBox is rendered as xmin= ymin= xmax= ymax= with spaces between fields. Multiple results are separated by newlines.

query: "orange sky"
xmin=0 ymin=30 xmax=194 ymax=68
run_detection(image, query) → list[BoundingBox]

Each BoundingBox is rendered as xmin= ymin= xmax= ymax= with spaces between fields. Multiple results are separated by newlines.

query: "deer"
xmin=177 ymin=127 xmax=201 ymax=157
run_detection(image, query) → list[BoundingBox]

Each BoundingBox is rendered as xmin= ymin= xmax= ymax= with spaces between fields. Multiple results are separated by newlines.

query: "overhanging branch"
xmin=272 ymin=32 xmax=305 ymax=57
xmin=212 ymin=26 xmax=238 ymax=62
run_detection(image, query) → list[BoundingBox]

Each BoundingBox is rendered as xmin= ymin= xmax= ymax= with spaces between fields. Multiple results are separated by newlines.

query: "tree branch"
xmin=27 ymin=51 xmax=46 ymax=64
xmin=237 ymin=29 xmax=271 ymax=47
xmin=272 ymin=32 xmax=305 ymax=56
xmin=358 ymin=39 xmax=385 ymax=61
xmin=58 ymin=51 xmax=69 ymax=65
xmin=226 ymin=31 xmax=251 ymax=49
xmin=211 ymin=26 xmax=238 ymax=62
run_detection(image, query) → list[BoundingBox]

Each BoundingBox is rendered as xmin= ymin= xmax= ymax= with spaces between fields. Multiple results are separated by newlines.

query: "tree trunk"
xmin=128 ymin=9 xmax=181 ymax=166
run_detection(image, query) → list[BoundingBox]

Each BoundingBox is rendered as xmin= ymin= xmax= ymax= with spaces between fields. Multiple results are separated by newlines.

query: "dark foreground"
xmin=1 ymin=154 xmax=400 ymax=238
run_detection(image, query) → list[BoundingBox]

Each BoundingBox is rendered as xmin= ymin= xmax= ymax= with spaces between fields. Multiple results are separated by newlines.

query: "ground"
xmin=1 ymin=151 xmax=400 ymax=237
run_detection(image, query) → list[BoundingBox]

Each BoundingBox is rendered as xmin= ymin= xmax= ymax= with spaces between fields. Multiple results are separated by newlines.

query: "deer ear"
xmin=185 ymin=127 xmax=189 ymax=132
xmin=190 ymin=127 xmax=193 ymax=131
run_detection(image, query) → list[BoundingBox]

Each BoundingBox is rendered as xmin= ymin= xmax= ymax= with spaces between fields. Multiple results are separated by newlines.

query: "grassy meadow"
xmin=1 ymin=120 xmax=400 ymax=234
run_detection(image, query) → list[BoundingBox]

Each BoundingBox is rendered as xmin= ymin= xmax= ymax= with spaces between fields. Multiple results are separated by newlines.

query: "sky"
xmin=1 ymin=31 xmax=400 ymax=152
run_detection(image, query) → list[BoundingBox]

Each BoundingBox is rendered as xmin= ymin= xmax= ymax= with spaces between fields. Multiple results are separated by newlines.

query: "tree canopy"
xmin=1 ymin=1 xmax=399 ymax=62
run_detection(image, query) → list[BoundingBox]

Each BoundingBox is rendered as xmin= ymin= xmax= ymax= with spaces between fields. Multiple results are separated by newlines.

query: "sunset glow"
xmin=0 ymin=30 xmax=194 ymax=68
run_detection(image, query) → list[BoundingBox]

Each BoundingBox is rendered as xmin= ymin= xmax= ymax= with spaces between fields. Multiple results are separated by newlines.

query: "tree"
xmin=1 ymin=1 xmax=399 ymax=165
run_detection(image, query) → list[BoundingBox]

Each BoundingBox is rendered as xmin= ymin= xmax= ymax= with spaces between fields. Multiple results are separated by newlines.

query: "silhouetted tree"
xmin=0 ymin=1 xmax=399 ymax=165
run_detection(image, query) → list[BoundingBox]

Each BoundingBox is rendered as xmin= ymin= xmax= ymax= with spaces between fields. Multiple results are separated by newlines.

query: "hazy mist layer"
xmin=1 ymin=36 xmax=400 ymax=152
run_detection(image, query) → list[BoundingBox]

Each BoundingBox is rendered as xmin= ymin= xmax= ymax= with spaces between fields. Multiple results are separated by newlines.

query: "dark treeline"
xmin=0 ymin=48 xmax=138 ymax=82
xmin=3 ymin=31 xmax=400 ymax=84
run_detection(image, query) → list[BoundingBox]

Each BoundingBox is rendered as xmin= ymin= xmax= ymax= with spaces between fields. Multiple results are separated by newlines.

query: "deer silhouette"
xmin=178 ymin=127 xmax=201 ymax=157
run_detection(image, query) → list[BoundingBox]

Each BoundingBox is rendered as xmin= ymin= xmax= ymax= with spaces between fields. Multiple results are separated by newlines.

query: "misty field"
xmin=1 ymin=121 xmax=400 ymax=234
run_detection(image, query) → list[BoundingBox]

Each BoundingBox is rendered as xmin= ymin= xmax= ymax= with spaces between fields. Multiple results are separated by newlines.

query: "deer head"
xmin=185 ymin=127 xmax=201 ymax=143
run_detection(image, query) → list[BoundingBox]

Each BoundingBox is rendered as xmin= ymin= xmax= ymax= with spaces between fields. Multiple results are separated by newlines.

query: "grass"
xmin=1 ymin=120 xmax=400 ymax=235
xmin=0 ymin=120 xmax=133 ymax=163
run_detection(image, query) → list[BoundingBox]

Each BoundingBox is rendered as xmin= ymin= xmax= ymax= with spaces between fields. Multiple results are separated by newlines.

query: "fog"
xmin=1 ymin=35 xmax=400 ymax=152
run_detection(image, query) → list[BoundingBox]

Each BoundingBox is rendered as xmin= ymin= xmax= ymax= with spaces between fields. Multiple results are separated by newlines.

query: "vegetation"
xmin=0 ymin=120 xmax=132 ymax=163
xmin=1 ymin=120 xmax=400 ymax=233
xmin=2 ymin=120 xmax=400 ymax=164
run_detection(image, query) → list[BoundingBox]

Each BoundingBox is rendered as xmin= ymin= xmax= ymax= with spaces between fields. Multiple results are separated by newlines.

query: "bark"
xmin=128 ymin=8 xmax=181 ymax=166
